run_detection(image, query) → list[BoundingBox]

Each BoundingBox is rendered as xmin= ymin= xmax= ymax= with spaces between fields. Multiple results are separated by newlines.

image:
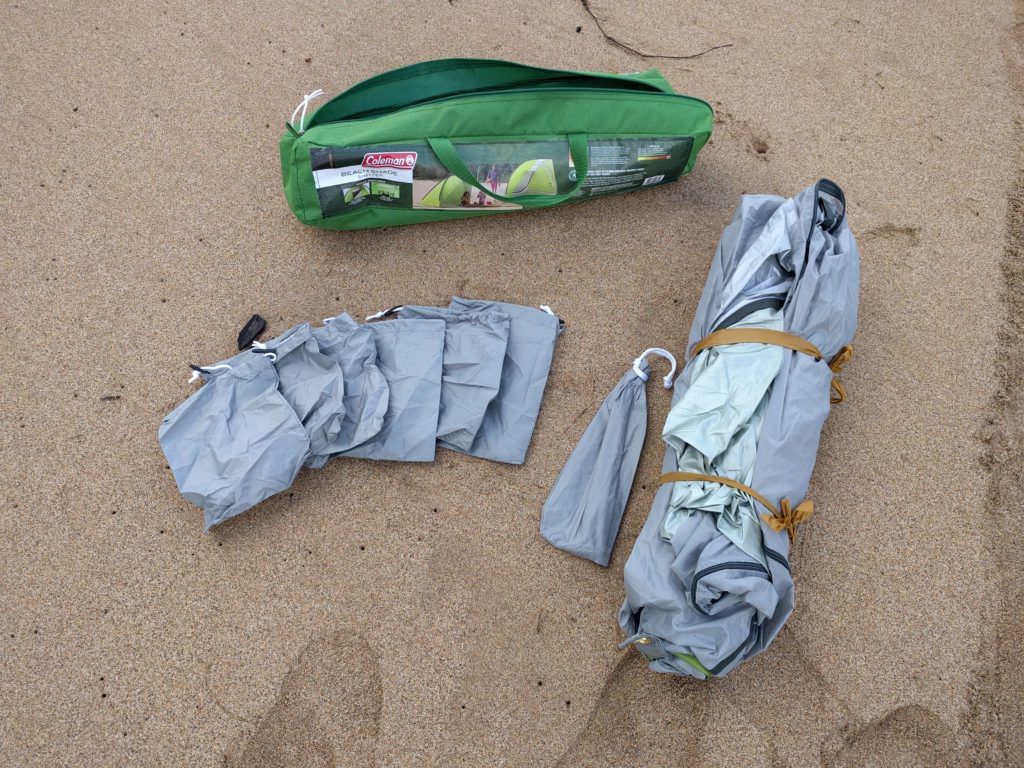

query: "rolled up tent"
xmin=618 ymin=179 xmax=858 ymax=678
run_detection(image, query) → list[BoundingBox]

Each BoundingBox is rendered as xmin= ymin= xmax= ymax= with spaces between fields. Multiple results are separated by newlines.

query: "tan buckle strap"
xmin=826 ymin=345 xmax=853 ymax=404
xmin=690 ymin=329 xmax=852 ymax=404
xmin=690 ymin=328 xmax=823 ymax=360
xmin=659 ymin=471 xmax=814 ymax=544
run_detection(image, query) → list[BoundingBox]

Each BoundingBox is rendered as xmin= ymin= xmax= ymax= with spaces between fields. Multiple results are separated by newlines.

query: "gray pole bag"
xmin=540 ymin=349 xmax=677 ymax=566
xmin=618 ymin=180 xmax=858 ymax=679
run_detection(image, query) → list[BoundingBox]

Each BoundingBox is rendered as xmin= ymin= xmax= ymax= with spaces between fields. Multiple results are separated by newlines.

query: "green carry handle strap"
xmin=426 ymin=133 xmax=589 ymax=207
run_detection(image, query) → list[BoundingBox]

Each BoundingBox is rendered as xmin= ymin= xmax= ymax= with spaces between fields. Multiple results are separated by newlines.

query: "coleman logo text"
xmin=362 ymin=152 xmax=417 ymax=169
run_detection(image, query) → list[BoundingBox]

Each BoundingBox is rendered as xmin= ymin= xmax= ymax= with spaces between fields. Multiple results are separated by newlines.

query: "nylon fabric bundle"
xmin=618 ymin=179 xmax=859 ymax=678
xmin=158 ymin=352 xmax=310 ymax=531
xmin=395 ymin=305 xmax=510 ymax=452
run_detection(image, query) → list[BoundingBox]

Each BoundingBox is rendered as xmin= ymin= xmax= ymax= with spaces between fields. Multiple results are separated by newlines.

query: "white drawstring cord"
xmin=539 ymin=305 xmax=555 ymax=315
xmin=632 ymin=348 xmax=678 ymax=389
xmin=290 ymin=88 xmax=325 ymax=134
xmin=365 ymin=306 xmax=403 ymax=321
xmin=250 ymin=341 xmax=277 ymax=363
xmin=188 ymin=364 xmax=231 ymax=384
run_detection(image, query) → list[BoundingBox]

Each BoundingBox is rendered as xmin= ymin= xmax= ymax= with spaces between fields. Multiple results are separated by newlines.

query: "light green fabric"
xmin=658 ymin=308 xmax=784 ymax=564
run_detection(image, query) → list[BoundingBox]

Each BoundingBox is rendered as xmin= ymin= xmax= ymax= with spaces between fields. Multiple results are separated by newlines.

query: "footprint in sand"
xmin=824 ymin=704 xmax=962 ymax=767
xmin=225 ymin=632 xmax=382 ymax=768
xmin=859 ymin=224 xmax=922 ymax=248
xmin=555 ymin=650 xmax=710 ymax=766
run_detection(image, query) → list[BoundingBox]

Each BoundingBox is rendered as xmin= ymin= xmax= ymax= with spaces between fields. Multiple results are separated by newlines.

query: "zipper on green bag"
xmin=307 ymin=61 xmax=673 ymax=126
xmin=306 ymin=87 xmax=712 ymax=129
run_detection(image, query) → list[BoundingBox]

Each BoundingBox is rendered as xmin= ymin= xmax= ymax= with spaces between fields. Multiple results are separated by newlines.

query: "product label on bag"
xmin=309 ymin=136 xmax=694 ymax=219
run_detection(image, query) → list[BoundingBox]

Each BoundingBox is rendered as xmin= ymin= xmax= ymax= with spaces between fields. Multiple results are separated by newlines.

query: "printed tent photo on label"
xmin=618 ymin=179 xmax=859 ymax=679
xmin=419 ymin=176 xmax=470 ymax=207
xmin=343 ymin=184 xmax=369 ymax=204
xmin=507 ymin=159 xmax=557 ymax=196
xmin=370 ymin=181 xmax=400 ymax=199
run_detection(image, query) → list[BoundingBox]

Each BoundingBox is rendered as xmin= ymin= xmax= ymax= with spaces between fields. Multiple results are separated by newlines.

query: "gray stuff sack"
xmin=395 ymin=305 xmax=510 ymax=452
xmin=158 ymin=351 xmax=311 ymax=531
xmin=540 ymin=350 xmax=676 ymax=567
xmin=338 ymin=316 xmax=446 ymax=462
xmin=305 ymin=314 xmax=389 ymax=467
xmin=251 ymin=323 xmax=350 ymax=467
xmin=444 ymin=297 xmax=562 ymax=464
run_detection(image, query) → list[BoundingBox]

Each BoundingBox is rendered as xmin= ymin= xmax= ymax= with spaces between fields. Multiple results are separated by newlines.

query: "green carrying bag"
xmin=280 ymin=59 xmax=713 ymax=231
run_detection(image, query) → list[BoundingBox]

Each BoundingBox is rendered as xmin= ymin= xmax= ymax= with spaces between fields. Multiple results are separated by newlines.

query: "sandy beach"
xmin=2 ymin=0 xmax=1023 ymax=765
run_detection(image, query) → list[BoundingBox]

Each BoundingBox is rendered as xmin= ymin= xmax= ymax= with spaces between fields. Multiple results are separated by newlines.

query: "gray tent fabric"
xmin=338 ymin=317 xmax=446 ymax=462
xmin=160 ymin=297 xmax=563 ymax=529
xmin=158 ymin=351 xmax=311 ymax=531
xmin=251 ymin=323 xmax=350 ymax=467
xmin=618 ymin=179 xmax=859 ymax=678
xmin=540 ymin=350 xmax=677 ymax=566
xmin=395 ymin=305 xmax=510 ymax=452
xmin=305 ymin=314 xmax=389 ymax=467
xmin=445 ymin=297 xmax=563 ymax=464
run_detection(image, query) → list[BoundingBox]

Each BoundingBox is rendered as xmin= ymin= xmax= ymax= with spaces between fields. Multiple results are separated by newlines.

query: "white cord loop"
xmin=365 ymin=306 xmax=403 ymax=321
xmin=632 ymin=347 xmax=678 ymax=389
xmin=188 ymin=364 xmax=231 ymax=384
xmin=250 ymin=341 xmax=278 ymax=363
xmin=290 ymin=88 xmax=325 ymax=134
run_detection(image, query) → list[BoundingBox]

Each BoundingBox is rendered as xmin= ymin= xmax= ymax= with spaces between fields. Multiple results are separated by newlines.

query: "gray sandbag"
xmin=338 ymin=317 xmax=446 ymax=462
xmin=251 ymin=323 xmax=349 ymax=466
xmin=540 ymin=350 xmax=676 ymax=566
xmin=158 ymin=351 xmax=310 ymax=531
xmin=395 ymin=305 xmax=510 ymax=452
xmin=445 ymin=298 xmax=562 ymax=464
xmin=306 ymin=314 xmax=389 ymax=467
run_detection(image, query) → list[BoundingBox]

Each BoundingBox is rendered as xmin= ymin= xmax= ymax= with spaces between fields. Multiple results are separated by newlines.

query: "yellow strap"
xmin=690 ymin=328 xmax=823 ymax=361
xmin=827 ymin=345 xmax=853 ymax=404
xmin=659 ymin=471 xmax=814 ymax=544
xmin=690 ymin=329 xmax=853 ymax=405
